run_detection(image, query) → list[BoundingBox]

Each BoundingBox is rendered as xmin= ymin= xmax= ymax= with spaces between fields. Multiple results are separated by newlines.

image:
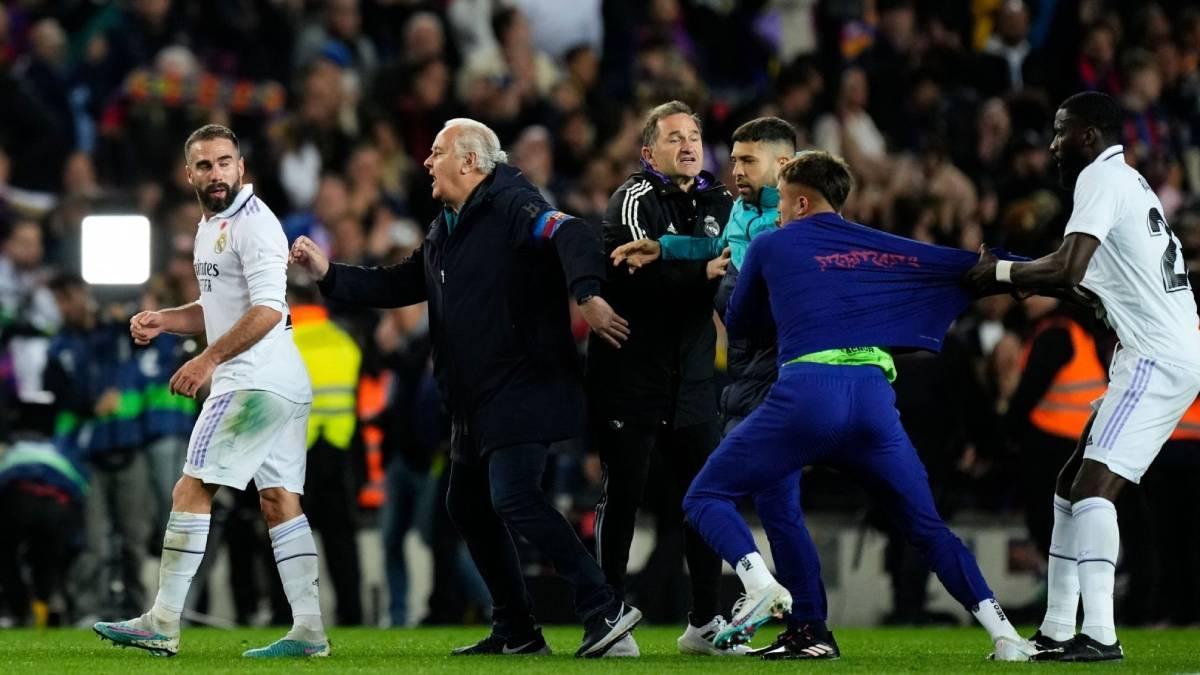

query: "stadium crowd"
xmin=1 ymin=0 xmax=1199 ymax=631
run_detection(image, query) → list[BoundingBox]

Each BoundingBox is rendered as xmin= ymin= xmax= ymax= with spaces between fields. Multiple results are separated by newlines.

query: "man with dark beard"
xmin=95 ymin=124 xmax=327 ymax=659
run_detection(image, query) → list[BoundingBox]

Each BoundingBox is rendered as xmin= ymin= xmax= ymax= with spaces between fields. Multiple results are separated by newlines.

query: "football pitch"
xmin=1 ymin=625 xmax=1196 ymax=673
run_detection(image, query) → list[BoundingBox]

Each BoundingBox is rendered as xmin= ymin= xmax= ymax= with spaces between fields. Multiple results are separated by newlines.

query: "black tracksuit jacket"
xmin=586 ymin=167 xmax=733 ymax=428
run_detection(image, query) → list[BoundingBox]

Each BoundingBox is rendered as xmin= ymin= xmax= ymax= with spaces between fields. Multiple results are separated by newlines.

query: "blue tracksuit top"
xmin=725 ymin=212 xmax=988 ymax=364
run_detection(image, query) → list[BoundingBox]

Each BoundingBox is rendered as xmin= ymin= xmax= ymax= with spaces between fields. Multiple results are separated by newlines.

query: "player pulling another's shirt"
xmin=683 ymin=150 xmax=1039 ymax=662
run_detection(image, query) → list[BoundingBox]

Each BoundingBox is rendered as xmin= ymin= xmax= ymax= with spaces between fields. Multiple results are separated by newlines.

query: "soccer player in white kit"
xmin=93 ymin=125 xmax=327 ymax=658
xmin=967 ymin=92 xmax=1200 ymax=662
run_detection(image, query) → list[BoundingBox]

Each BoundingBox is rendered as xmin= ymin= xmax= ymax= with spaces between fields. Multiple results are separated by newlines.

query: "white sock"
xmin=151 ymin=512 xmax=210 ymax=634
xmin=735 ymin=552 xmax=776 ymax=593
xmin=270 ymin=514 xmax=325 ymax=636
xmin=972 ymin=597 xmax=1020 ymax=642
xmin=1040 ymin=495 xmax=1079 ymax=641
xmin=1073 ymin=497 xmax=1119 ymax=645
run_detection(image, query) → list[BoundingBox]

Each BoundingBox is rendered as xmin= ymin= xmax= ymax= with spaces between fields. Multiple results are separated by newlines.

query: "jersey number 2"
xmin=1148 ymin=208 xmax=1190 ymax=293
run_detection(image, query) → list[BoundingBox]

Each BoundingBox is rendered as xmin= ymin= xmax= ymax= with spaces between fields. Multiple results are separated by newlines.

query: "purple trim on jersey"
xmin=1098 ymin=358 xmax=1155 ymax=449
xmin=190 ymin=392 xmax=235 ymax=468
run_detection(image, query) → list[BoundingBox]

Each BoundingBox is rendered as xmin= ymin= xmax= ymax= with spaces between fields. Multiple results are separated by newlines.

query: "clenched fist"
xmin=130 ymin=311 xmax=166 ymax=345
xmin=289 ymin=235 xmax=331 ymax=280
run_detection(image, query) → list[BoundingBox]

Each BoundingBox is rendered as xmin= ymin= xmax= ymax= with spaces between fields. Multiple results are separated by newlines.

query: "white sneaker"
xmin=989 ymin=636 xmax=1040 ymax=662
xmin=94 ymin=612 xmax=180 ymax=657
xmin=714 ymin=582 xmax=793 ymax=649
xmin=678 ymin=616 xmax=753 ymax=655
xmin=603 ymin=633 xmax=639 ymax=657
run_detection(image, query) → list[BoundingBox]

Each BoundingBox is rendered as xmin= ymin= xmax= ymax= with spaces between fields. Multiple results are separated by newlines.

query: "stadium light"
xmin=81 ymin=215 xmax=151 ymax=285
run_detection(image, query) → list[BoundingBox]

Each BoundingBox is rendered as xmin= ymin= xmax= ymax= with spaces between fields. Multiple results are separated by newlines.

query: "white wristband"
xmin=996 ymin=260 xmax=1014 ymax=284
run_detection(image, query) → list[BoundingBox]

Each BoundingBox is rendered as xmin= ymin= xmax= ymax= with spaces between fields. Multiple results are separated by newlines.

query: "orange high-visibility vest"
xmin=356 ymin=371 xmax=392 ymax=510
xmin=1021 ymin=318 xmax=1107 ymax=439
xmin=1171 ymin=398 xmax=1200 ymax=440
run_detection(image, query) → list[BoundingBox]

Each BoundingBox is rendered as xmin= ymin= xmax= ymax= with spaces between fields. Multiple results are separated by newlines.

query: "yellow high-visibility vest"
xmin=292 ymin=305 xmax=362 ymax=449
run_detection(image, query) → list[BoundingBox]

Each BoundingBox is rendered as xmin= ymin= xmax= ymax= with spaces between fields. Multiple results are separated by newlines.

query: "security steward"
xmin=289 ymin=281 xmax=364 ymax=626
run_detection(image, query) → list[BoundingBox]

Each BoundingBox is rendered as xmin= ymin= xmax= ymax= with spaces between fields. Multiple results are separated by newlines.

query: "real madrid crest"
xmin=703 ymin=215 xmax=720 ymax=237
xmin=214 ymin=232 xmax=227 ymax=253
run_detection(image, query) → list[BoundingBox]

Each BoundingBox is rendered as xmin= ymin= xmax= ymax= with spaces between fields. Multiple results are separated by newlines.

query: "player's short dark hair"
xmin=779 ymin=151 xmax=854 ymax=210
xmin=641 ymin=100 xmax=703 ymax=148
xmin=184 ymin=124 xmax=240 ymax=161
xmin=731 ymin=117 xmax=798 ymax=152
xmin=1059 ymin=91 xmax=1123 ymax=143
xmin=47 ymin=271 xmax=86 ymax=294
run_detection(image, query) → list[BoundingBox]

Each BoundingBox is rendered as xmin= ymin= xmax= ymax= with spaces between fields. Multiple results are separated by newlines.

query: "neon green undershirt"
xmin=784 ymin=346 xmax=897 ymax=382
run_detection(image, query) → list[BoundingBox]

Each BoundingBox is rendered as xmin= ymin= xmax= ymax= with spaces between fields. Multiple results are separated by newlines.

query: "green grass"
xmin=0 ymin=626 xmax=1196 ymax=673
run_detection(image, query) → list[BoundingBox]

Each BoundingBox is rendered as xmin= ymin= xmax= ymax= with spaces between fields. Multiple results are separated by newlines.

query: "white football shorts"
xmin=183 ymin=389 xmax=310 ymax=494
xmin=1086 ymin=346 xmax=1200 ymax=483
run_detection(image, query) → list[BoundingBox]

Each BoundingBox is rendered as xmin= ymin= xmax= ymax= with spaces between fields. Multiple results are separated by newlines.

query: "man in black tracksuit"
xmin=291 ymin=119 xmax=640 ymax=658
xmin=586 ymin=101 xmax=735 ymax=654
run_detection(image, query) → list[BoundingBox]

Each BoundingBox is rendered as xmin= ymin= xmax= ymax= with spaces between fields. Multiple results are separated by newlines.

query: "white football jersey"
xmin=1066 ymin=145 xmax=1200 ymax=370
xmin=193 ymin=184 xmax=312 ymax=403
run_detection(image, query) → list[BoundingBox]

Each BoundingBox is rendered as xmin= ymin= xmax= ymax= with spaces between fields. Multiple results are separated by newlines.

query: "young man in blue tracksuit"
xmin=682 ymin=151 xmax=1039 ymax=661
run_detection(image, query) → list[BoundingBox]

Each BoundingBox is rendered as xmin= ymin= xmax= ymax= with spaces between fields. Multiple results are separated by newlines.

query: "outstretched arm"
xmin=964 ymin=233 xmax=1100 ymax=296
xmin=293 ymin=235 xmax=429 ymax=308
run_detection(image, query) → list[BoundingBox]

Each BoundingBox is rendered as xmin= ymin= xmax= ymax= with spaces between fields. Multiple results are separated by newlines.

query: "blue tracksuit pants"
xmin=684 ymin=362 xmax=994 ymax=613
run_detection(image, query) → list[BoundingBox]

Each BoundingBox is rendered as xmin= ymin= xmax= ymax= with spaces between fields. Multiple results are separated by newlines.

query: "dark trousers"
xmin=446 ymin=442 xmax=614 ymax=635
xmin=593 ymin=418 xmax=723 ymax=624
xmin=0 ymin=483 xmax=78 ymax=622
xmin=302 ymin=439 xmax=363 ymax=625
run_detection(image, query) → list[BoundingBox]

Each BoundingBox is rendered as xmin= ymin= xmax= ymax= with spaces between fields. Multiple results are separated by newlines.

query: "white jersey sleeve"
xmin=231 ymin=209 xmax=287 ymax=313
xmin=1064 ymin=162 xmax=1123 ymax=243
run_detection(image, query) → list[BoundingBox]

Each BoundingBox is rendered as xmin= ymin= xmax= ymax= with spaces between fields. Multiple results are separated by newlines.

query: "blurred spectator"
xmin=402 ymin=12 xmax=447 ymax=64
xmin=272 ymin=55 xmax=362 ymax=210
xmin=373 ymin=300 xmax=438 ymax=627
xmin=136 ymin=280 xmax=197 ymax=543
xmin=43 ymin=273 xmax=149 ymax=621
xmin=0 ymin=220 xmax=59 ymax=436
xmin=0 ymin=9 xmax=69 ymax=193
xmin=860 ymin=0 xmax=918 ymax=144
xmin=0 ymin=436 xmax=86 ymax=626
xmin=78 ymin=0 xmax=190 ymax=122
xmin=283 ymin=173 xmax=349 ymax=252
xmin=977 ymin=0 xmax=1034 ymax=95
xmin=1074 ymin=22 xmax=1121 ymax=97
xmin=12 ymin=18 xmax=81 ymax=153
xmin=0 ymin=219 xmax=58 ymax=336
xmin=457 ymin=6 xmax=560 ymax=114
xmin=512 ymin=125 xmax=558 ymax=205
xmin=294 ymin=0 xmax=379 ymax=90
xmin=1119 ymin=49 xmax=1174 ymax=191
